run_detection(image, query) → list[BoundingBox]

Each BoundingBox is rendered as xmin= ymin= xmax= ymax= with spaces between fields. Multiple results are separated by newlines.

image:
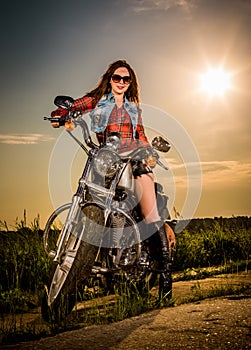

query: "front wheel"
xmin=41 ymin=241 xmax=98 ymax=323
xmin=41 ymin=205 xmax=104 ymax=323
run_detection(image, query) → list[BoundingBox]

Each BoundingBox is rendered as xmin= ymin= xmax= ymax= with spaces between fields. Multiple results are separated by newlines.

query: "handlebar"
xmin=44 ymin=112 xmax=99 ymax=151
xmin=44 ymin=99 xmax=169 ymax=170
xmin=119 ymin=146 xmax=169 ymax=171
xmin=43 ymin=116 xmax=67 ymax=126
xmin=44 ymin=108 xmax=81 ymax=125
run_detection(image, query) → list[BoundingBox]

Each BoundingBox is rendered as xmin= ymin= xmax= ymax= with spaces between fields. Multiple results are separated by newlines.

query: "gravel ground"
xmin=1 ymin=295 xmax=250 ymax=350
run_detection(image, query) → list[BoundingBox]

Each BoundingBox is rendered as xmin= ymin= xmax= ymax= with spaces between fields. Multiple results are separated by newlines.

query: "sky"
xmin=0 ymin=0 xmax=251 ymax=228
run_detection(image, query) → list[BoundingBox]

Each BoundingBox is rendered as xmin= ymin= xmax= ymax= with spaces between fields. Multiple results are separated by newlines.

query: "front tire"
xmin=41 ymin=205 xmax=104 ymax=323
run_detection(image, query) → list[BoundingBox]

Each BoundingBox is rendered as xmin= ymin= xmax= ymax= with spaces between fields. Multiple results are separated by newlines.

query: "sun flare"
xmin=199 ymin=67 xmax=232 ymax=97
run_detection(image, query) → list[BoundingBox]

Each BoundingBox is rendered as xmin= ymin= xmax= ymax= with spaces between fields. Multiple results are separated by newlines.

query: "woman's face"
xmin=110 ymin=67 xmax=131 ymax=97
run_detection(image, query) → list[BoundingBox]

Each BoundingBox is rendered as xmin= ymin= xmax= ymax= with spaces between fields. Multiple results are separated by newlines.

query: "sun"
xmin=199 ymin=67 xmax=233 ymax=97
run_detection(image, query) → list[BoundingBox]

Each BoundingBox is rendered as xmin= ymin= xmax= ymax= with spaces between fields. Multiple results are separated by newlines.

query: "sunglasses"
xmin=111 ymin=74 xmax=131 ymax=85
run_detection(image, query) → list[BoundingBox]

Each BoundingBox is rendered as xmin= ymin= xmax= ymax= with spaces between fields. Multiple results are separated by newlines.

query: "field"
xmin=0 ymin=214 xmax=250 ymax=345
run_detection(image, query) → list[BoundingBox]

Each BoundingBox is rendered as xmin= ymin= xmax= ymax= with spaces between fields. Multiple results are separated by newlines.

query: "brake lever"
xmin=157 ymin=159 xmax=169 ymax=171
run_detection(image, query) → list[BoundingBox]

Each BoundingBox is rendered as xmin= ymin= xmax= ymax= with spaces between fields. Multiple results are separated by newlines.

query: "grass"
xmin=172 ymin=260 xmax=251 ymax=282
xmin=0 ymin=214 xmax=250 ymax=345
xmin=181 ymin=278 xmax=251 ymax=304
xmin=1 ymin=271 xmax=250 ymax=345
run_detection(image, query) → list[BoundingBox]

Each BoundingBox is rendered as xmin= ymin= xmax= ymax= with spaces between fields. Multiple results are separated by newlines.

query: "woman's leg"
xmin=135 ymin=173 xmax=160 ymax=224
xmin=135 ymin=173 xmax=175 ymax=299
xmin=135 ymin=173 xmax=176 ymax=246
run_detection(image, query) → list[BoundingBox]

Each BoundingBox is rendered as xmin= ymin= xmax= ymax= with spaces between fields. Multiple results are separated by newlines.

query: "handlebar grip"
xmin=43 ymin=116 xmax=67 ymax=126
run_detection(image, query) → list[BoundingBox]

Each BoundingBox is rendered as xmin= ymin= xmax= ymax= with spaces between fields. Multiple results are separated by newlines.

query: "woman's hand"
xmin=165 ymin=222 xmax=176 ymax=250
xmin=51 ymin=117 xmax=60 ymax=128
xmin=51 ymin=118 xmax=75 ymax=131
xmin=51 ymin=121 xmax=60 ymax=128
xmin=64 ymin=121 xmax=75 ymax=131
xmin=147 ymin=155 xmax=157 ymax=168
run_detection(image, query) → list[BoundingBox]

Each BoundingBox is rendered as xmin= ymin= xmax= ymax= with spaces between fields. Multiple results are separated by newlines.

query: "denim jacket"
xmin=89 ymin=92 xmax=139 ymax=138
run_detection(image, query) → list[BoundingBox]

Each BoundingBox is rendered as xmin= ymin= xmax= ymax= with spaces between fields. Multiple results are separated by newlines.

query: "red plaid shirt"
xmin=51 ymin=95 xmax=149 ymax=152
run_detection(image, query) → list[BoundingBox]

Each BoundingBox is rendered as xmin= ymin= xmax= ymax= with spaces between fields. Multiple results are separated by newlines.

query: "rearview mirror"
xmin=54 ymin=96 xmax=74 ymax=110
xmin=151 ymin=136 xmax=171 ymax=153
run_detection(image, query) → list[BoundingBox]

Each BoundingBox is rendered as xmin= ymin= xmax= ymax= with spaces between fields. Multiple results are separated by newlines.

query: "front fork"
xmin=53 ymin=195 xmax=82 ymax=263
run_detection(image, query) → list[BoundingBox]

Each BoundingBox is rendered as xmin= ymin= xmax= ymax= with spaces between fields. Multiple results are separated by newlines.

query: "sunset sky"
xmin=1 ymin=0 xmax=251 ymax=228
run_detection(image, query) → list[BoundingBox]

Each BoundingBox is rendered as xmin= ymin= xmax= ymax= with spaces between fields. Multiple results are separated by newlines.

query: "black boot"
xmin=147 ymin=221 xmax=172 ymax=300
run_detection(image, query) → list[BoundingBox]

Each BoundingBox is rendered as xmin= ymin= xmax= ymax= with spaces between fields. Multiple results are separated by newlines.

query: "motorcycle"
xmin=42 ymin=96 xmax=176 ymax=322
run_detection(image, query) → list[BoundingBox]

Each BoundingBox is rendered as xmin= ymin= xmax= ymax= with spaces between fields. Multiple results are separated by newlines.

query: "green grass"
xmin=0 ymin=214 xmax=250 ymax=345
xmin=173 ymin=260 xmax=251 ymax=282
xmin=1 ymin=273 xmax=250 ymax=346
xmin=181 ymin=279 xmax=251 ymax=304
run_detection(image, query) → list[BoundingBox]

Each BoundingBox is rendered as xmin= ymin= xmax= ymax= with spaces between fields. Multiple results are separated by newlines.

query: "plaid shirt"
xmin=51 ymin=95 xmax=149 ymax=152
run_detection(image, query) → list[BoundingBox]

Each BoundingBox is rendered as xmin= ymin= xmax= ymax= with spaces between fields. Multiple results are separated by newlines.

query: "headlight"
xmin=106 ymin=133 xmax=121 ymax=150
xmin=93 ymin=148 xmax=121 ymax=177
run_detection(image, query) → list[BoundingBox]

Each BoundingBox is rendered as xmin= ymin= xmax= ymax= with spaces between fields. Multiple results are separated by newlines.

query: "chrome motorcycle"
xmin=42 ymin=96 xmax=176 ymax=322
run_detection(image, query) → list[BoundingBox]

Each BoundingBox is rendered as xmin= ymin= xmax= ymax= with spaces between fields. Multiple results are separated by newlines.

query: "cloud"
xmin=158 ymin=156 xmax=251 ymax=190
xmin=167 ymin=159 xmax=251 ymax=187
xmin=201 ymin=160 xmax=251 ymax=185
xmin=0 ymin=134 xmax=54 ymax=145
xmin=130 ymin=0 xmax=196 ymax=13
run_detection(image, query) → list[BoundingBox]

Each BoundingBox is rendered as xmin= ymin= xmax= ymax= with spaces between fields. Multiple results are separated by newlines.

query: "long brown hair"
xmin=86 ymin=60 xmax=140 ymax=104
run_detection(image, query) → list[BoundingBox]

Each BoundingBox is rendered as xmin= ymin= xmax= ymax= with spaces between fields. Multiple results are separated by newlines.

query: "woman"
xmin=51 ymin=59 xmax=175 ymax=298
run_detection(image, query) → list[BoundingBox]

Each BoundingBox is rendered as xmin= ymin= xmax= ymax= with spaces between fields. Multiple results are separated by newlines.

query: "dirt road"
xmin=1 ymin=274 xmax=250 ymax=350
